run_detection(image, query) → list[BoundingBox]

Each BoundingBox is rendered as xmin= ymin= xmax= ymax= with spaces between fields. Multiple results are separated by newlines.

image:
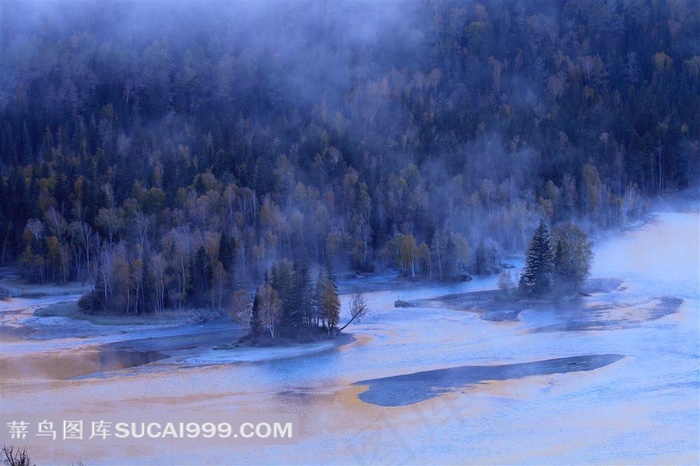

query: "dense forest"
xmin=0 ymin=0 xmax=698 ymax=315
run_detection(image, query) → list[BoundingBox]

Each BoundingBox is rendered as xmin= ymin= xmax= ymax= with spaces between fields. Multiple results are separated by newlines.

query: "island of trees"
xmin=247 ymin=262 xmax=340 ymax=341
xmin=241 ymin=260 xmax=368 ymax=342
xmin=0 ymin=0 xmax=697 ymax=320
xmin=514 ymin=220 xmax=593 ymax=296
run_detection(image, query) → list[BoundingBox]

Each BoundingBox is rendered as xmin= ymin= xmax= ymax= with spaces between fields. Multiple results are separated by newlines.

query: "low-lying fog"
xmin=1 ymin=207 xmax=698 ymax=464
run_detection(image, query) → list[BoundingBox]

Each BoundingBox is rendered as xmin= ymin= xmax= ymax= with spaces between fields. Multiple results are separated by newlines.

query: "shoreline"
xmin=0 ymin=261 xmax=685 ymax=379
xmin=0 ymin=279 xmax=357 ymax=378
xmin=158 ymin=332 xmax=355 ymax=366
xmin=0 ymin=211 xmax=696 ymax=465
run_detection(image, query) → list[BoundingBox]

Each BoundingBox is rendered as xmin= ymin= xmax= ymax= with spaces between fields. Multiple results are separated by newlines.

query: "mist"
xmin=0 ymin=0 xmax=698 ymax=304
xmin=1 ymin=2 xmax=699 ymax=463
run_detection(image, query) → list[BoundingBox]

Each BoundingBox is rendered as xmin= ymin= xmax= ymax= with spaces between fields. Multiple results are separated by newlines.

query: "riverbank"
xmin=0 ymin=274 xmax=356 ymax=378
xmin=403 ymin=277 xmax=626 ymax=319
xmin=0 ymin=269 xmax=91 ymax=299
xmin=0 ymin=209 xmax=697 ymax=465
xmin=401 ymin=276 xmax=683 ymax=330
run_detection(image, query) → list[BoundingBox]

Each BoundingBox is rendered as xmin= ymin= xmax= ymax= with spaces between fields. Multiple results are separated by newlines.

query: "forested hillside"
xmin=0 ymin=0 xmax=697 ymax=314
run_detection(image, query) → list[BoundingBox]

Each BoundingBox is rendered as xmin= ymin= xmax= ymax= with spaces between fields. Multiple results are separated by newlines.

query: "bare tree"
xmin=210 ymin=261 xmax=227 ymax=310
xmin=497 ymin=269 xmax=515 ymax=295
xmin=2 ymin=445 xmax=33 ymax=466
xmin=338 ymin=290 xmax=369 ymax=332
xmin=24 ymin=218 xmax=44 ymax=243
xmin=149 ymin=253 xmax=167 ymax=313
xmin=231 ymin=288 xmax=252 ymax=329
xmin=162 ymin=226 xmax=194 ymax=310
xmin=44 ymin=206 xmax=67 ymax=241
xmin=257 ymin=282 xmax=281 ymax=338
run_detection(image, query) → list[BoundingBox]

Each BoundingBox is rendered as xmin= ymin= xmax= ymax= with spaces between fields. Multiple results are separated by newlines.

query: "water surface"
xmin=1 ymin=210 xmax=698 ymax=464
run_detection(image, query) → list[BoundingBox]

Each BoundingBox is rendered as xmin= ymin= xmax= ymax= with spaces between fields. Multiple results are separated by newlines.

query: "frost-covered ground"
xmin=1 ymin=209 xmax=698 ymax=465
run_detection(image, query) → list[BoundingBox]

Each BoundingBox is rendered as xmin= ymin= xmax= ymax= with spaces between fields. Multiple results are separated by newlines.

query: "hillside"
xmin=0 ymin=0 xmax=697 ymax=314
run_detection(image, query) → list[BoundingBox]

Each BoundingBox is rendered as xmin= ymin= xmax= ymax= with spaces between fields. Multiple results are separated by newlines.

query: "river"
xmin=1 ymin=209 xmax=698 ymax=464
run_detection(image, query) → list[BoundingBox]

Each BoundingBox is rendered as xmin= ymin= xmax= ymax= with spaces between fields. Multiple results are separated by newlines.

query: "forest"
xmin=0 ymin=0 xmax=697 ymax=317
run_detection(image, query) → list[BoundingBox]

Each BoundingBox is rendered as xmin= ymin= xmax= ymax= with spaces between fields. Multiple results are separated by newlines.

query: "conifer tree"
xmin=293 ymin=260 xmax=313 ymax=329
xmin=91 ymin=262 xmax=106 ymax=311
xmin=271 ymin=259 xmax=296 ymax=337
xmin=318 ymin=267 xmax=340 ymax=335
xmin=443 ymin=233 xmax=457 ymax=281
xmin=249 ymin=272 xmax=266 ymax=338
xmin=519 ymin=220 xmax=554 ymax=295
xmin=249 ymin=291 xmax=261 ymax=337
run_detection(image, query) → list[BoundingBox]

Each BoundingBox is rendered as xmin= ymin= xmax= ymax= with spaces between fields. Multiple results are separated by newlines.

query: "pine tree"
xmin=318 ymin=267 xmax=340 ymax=336
xmin=293 ymin=260 xmax=313 ymax=329
xmin=249 ymin=271 xmax=272 ymax=338
xmin=249 ymin=286 xmax=262 ymax=338
xmin=271 ymin=259 xmax=296 ymax=337
xmin=519 ymin=220 xmax=554 ymax=295
xmin=191 ymin=246 xmax=210 ymax=307
xmin=313 ymin=269 xmax=324 ymax=328
xmin=91 ymin=262 xmax=106 ymax=311
xmin=218 ymin=232 xmax=236 ymax=272
xmin=443 ymin=232 xmax=457 ymax=281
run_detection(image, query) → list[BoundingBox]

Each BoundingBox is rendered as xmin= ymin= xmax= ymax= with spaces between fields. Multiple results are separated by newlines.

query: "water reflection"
xmin=0 ymin=348 xmax=168 ymax=380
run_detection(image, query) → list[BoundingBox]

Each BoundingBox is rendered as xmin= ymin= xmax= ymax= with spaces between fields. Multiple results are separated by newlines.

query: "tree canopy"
xmin=519 ymin=220 xmax=555 ymax=295
xmin=0 ymin=0 xmax=696 ymax=314
xmin=519 ymin=220 xmax=593 ymax=295
xmin=552 ymin=223 xmax=594 ymax=292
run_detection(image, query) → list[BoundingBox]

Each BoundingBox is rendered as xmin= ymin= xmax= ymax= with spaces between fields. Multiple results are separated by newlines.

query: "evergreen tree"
xmin=271 ymin=259 xmax=296 ymax=337
xmin=519 ymin=220 xmax=554 ymax=295
xmin=91 ymin=262 xmax=106 ymax=311
xmin=292 ymin=260 xmax=313 ymax=329
xmin=313 ymin=269 xmax=324 ymax=328
xmin=191 ymin=246 xmax=210 ymax=308
xmin=443 ymin=233 xmax=457 ymax=281
xmin=316 ymin=267 xmax=340 ymax=335
xmin=2 ymin=0 xmax=693 ymax=313
xmin=218 ymin=232 xmax=236 ymax=273
xmin=249 ymin=285 xmax=262 ymax=338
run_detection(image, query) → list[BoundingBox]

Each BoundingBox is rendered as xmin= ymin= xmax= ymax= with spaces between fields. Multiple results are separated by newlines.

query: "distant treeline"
xmin=0 ymin=0 xmax=697 ymax=314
